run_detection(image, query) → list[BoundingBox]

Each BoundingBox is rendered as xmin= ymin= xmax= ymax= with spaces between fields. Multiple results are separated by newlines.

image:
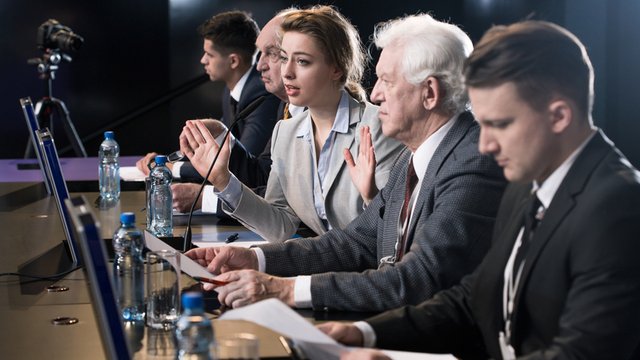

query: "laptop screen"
xmin=20 ymin=97 xmax=52 ymax=194
xmin=65 ymin=195 xmax=132 ymax=360
xmin=36 ymin=128 xmax=82 ymax=266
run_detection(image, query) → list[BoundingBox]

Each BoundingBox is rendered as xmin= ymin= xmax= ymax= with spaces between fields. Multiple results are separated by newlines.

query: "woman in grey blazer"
xmin=183 ymin=6 xmax=403 ymax=242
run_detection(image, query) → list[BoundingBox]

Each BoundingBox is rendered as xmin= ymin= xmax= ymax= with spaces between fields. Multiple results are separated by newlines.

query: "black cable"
xmin=182 ymin=95 xmax=267 ymax=251
xmin=0 ymin=265 xmax=82 ymax=283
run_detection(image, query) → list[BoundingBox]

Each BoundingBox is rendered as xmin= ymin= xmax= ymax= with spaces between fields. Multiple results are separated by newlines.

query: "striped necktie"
xmin=283 ymin=103 xmax=291 ymax=120
xmin=396 ymin=158 xmax=419 ymax=261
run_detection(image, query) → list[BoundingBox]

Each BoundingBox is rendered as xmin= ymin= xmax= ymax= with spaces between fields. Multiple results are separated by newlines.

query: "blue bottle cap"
xmin=104 ymin=131 xmax=115 ymax=140
xmin=120 ymin=212 xmax=135 ymax=225
xmin=155 ymin=155 xmax=168 ymax=166
xmin=181 ymin=292 xmax=204 ymax=310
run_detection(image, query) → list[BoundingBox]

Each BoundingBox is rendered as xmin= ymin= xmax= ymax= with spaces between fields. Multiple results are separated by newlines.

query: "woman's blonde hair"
xmin=280 ymin=5 xmax=367 ymax=102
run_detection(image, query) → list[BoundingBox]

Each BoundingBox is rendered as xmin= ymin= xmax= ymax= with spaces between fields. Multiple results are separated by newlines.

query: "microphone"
xmin=182 ymin=95 xmax=267 ymax=251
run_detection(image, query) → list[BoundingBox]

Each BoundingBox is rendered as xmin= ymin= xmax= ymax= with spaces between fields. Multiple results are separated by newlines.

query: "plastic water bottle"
xmin=112 ymin=212 xmax=145 ymax=322
xmin=175 ymin=292 xmax=214 ymax=360
xmin=99 ymin=131 xmax=120 ymax=200
xmin=148 ymin=155 xmax=173 ymax=237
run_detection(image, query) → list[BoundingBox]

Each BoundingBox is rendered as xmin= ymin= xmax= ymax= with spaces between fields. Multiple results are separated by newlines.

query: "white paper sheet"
xmin=144 ymin=231 xmax=213 ymax=278
xmin=219 ymin=298 xmax=458 ymax=360
xmin=219 ymin=298 xmax=347 ymax=359
xmin=120 ymin=166 xmax=147 ymax=181
xmin=381 ymin=349 xmax=456 ymax=359
xmin=192 ymin=229 xmax=266 ymax=249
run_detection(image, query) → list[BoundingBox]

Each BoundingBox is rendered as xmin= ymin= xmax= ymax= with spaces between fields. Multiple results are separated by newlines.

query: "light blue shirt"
xmin=297 ymin=90 xmax=351 ymax=230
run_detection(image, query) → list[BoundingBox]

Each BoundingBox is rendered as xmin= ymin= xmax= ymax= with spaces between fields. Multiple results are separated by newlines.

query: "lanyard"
xmin=502 ymin=226 xmax=526 ymax=345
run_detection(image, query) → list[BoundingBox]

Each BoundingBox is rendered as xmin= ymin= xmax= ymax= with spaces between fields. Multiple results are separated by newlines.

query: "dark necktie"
xmin=229 ymin=97 xmax=238 ymax=121
xmin=513 ymin=193 xmax=543 ymax=273
xmin=396 ymin=157 xmax=419 ymax=261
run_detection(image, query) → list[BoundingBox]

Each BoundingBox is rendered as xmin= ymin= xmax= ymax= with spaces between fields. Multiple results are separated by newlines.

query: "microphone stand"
xmin=182 ymin=95 xmax=267 ymax=252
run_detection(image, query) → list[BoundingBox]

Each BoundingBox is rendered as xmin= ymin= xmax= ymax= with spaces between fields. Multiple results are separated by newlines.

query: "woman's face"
xmin=279 ymin=31 xmax=343 ymax=108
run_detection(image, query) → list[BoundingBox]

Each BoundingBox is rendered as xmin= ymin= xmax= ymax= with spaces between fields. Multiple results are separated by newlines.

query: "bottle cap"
xmin=154 ymin=155 xmax=168 ymax=166
xmin=104 ymin=131 xmax=115 ymax=140
xmin=181 ymin=292 xmax=204 ymax=311
xmin=120 ymin=212 xmax=135 ymax=225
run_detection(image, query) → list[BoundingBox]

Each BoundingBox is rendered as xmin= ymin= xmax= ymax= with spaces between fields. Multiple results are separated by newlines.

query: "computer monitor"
xmin=20 ymin=97 xmax=52 ymax=194
xmin=36 ymin=128 xmax=82 ymax=266
xmin=65 ymin=195 xmax=132 ymax=360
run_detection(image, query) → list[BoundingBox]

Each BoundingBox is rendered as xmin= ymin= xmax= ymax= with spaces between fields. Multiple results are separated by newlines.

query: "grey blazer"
xmin=223 ymin=95 xmax=404 ymax=242
xmin=260 ymin=113 xmax=508 ymax=311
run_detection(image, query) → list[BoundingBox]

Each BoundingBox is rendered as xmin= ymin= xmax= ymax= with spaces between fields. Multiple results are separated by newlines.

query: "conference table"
xmin=0 ymin=171 xmax=386 ymax=359
xmin=0 ymin=179 xmax=295 ymax=358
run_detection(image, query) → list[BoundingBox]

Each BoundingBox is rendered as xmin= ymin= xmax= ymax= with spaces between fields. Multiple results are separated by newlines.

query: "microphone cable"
xmin=182 ymin=95 xmax=267 ymax=251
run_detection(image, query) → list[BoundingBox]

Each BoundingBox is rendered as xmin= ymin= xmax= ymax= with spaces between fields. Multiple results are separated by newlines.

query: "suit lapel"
xmin=511 ymin=131 xmax=611 ymax=337
xmin=404 ymin=112 xmax=475 ymax=246
xmin=321 ymin=97 xmax=361 ymax=198
xmin=236 ymin=67 xmax=262 ymax=109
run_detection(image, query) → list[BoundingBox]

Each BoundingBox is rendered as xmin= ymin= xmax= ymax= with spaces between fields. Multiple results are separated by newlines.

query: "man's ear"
xmin=548 ymin=99 xmax=573 ymax=134
xmin=228 ymin=53 xmax=241 ymax=70
xmin=422 ymin=76 xmax=441 ymax=110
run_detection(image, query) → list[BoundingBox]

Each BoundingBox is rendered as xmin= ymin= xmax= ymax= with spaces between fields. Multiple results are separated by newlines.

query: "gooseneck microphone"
xmin=182 ymin=95 xmax=267 ymax=252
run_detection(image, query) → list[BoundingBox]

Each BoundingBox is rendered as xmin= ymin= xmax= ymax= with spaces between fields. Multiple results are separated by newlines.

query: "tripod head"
xmin=28 ymin=50 xmax=72 ymax=83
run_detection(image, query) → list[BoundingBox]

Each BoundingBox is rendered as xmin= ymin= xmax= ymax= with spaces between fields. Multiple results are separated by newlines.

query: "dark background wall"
xmin=2 ymin=0 xmax=639 ymax=166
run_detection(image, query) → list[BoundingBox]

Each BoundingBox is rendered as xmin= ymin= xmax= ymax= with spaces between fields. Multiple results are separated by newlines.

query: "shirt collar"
xmin=296 ymin=90 xmax=351 ymax=137
xmin=288 ymin=104 xmax=305 ymax=117
xmin=411 ymin=113 xmax=459 ymax=181
xmin=533 ymin=131 xmax=596 ymax=208
xmin=229 ymin=67 xmax=252 ymax=102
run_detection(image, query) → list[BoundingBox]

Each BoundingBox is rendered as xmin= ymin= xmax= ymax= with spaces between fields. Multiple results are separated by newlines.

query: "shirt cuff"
xmin=201 ymin=186 xmax=218 ymax=213
xmin=252 ymin=247 xmax=266 ymax=272
xmin=172 ymin=161 xmax=184 ymax=179
xmin=353 ymin=321 xmax=377 ymax=348
xmin=215 ymin=127 xmax=236 ymax=150
xmin=214 ymin=174 xmax=242 ymax=210
xmin=293 ymin=276 xmax=312 ymax=308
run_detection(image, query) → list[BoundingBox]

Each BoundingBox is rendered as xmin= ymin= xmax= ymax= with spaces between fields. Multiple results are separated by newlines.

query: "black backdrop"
xmin=2 ymin=0 xmax=639 ymax=166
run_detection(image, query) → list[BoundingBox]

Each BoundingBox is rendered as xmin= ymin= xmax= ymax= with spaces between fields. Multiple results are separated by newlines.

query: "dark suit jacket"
xmin=179 ymin=66 xmax=281 ymax=182
xmin=367 ymin=131 xmax=640 ymax=359
xmin=259 ymin=113 xmax=507 ymax=311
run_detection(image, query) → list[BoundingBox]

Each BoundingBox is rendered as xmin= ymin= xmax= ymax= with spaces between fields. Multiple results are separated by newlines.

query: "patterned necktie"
xmin=513 ymin=193 xmax=543 ymax=273
xmin=396 ymin=157 xmax=419 ymax=261
xmin=282 ymin=103 xmax=291 ymax=120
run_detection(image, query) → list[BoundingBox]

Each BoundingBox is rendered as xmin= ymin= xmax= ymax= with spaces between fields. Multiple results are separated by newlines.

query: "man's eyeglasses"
xmin=260 ymin=46 xmax=280 ymax=63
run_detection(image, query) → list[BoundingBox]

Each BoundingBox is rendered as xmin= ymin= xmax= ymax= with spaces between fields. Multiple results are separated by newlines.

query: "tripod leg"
xmin=51 ymin=98 xmax=88 ymax=157
xmin=24 ymin=139 xmax=34 ymax=158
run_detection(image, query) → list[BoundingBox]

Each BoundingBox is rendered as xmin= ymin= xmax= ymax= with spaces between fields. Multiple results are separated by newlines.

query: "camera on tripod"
xmin=24 ymin=19 xmax=88 ymax=158
xmin=37 ymin=19 xmax=84 ymax=54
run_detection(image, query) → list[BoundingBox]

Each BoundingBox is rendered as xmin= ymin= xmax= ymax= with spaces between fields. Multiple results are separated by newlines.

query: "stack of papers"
xmin=219 ymin=299 xmax=457 ymax=360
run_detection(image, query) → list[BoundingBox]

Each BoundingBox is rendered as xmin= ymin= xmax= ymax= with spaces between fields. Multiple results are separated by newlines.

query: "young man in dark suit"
xmin=321 ymin=20 xmax=640 ymax=360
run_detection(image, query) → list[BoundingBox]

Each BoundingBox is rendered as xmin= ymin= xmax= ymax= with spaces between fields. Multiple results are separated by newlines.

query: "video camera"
xmin=36 ymin=19 xmax=84 ymax=53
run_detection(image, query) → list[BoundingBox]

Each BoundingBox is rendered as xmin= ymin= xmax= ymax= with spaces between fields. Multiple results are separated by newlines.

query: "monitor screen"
xmin=20 ymin=97 xmax=52 ymax=194
xmin=65 ymin=195 xmax=132 ymax=360
xmin=36 ymin=128 xmax=82 ymax=266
